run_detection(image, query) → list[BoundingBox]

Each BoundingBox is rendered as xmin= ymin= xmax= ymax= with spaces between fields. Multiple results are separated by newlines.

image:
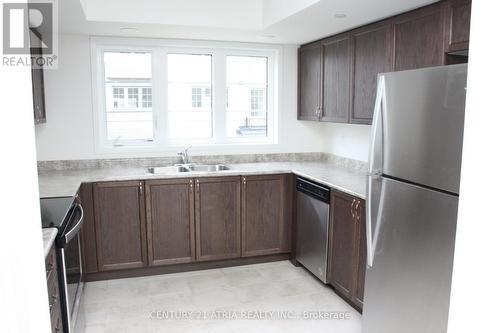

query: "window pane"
xmin=168 ymin=54 xmax=212 ymax=139
xmin=104 ymin=52 xmax=153 ymax=142
xmin=226 ymin=56 xmax=268 ymax=137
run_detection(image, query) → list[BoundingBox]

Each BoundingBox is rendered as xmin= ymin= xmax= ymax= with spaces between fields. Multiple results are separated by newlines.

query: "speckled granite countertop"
xmin=38 ymin=161 xmax=367 ymax=199
xmin=42 ymin=228 xmax=57 ymax=258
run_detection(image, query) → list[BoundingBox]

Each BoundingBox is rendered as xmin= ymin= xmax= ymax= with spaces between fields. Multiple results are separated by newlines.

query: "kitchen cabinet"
xmin=297 ymin=1 xmax=471 ymax=125
xmin=79 ymin=183 xmax=98 ymax=274
xmin=30 ymin=28 xmax=46 ymax=124
xmin=241 ymin=174 xmax=291 ymax=257
xmin=93 ymin=181 xmax=148 ymax=271
xmin=46 ymin=245 xmax=62 ymax=333
xmin=446 ymin=0 xmax=471 ymax=52
xmin=195 ymin=176 xmax=241 ymax=261
xmin=298 ymin=42 xmax=323 ymax=120
xmin=145 ymin=179 xmax=196 ymax=266
xmin=321 ymin=34 xmax=351 ymax=123
xmin=350 ymin=21 xmax=393 ymax=124
xmin=327 ymin=191 xmax=366 ymax=311
xmin=392 ymin=2 xmax=447 ymax=71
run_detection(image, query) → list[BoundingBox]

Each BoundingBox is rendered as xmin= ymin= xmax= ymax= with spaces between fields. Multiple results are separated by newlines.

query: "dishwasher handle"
xmin=296 ymin=177 xmax=330 ymax=204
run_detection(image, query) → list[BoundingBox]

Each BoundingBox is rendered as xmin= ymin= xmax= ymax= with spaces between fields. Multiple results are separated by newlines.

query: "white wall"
xmin=447 ymin=0 xmax=500 ymax=331
xmin=0 ymin=0 xmax=51 ymax=329
xmin=34 ymin=34 xmax=326 ymax=161
xmin=322 ymin=123 xmax=372 ymax=162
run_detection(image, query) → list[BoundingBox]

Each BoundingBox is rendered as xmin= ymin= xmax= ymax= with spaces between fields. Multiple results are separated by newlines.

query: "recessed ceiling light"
xmin=119 ymin=27 xmax=138 ymax=32
xmin=334 ymin=13 xmax=347 ymax=18
xmin=261 ymin=34 xmax=276 ymax=38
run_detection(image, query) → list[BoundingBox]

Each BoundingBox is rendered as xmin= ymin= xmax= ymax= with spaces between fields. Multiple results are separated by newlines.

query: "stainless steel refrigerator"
xmin=363 ymin=64 xmax=468 ymax=333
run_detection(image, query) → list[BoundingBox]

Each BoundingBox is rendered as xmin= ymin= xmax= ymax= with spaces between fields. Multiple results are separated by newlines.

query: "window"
xmin=127 ymin=87 xmax=139 ymax=108
xmin=226 ymin=56 xmax=268 ymax=137
xmin=191 ymin=87 xmax=202 ymax=108
xmin=93 ymin=40 xmax=277 ymax=149
xmin=250 ymin=88 xmax=264 ymax=117
xmin=113 ymin=87 xmax=124 ymax=108
xmin=103 ymin=51 xmax=153 ymax=143
xmin=167 ymin=53 xmax=212 ymax=139
xmin=142 ymin=87 xmax=152 ymax=108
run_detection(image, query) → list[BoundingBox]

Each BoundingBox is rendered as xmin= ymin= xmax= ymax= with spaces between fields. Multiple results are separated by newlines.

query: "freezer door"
xmin=369 ymin=64 xmax=467 ymax=193
xmin=363 ymin=176 xmax=458 ymax=333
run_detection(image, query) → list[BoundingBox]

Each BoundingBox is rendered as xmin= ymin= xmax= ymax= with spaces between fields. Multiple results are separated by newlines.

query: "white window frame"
xmin=91 ymin=37 xmax=279 ymax=153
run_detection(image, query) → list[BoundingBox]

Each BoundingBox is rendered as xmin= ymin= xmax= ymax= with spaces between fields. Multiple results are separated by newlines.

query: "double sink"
xmin=147 ymin=164 xmax=231 ymax=174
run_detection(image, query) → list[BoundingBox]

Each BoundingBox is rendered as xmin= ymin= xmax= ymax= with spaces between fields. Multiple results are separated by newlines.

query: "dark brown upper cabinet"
xmin=298 ymin=1 xmax=471 ymax=125
xmin=30 ymin=28 xmax=46 ymax=124
xmin=241 ymin=174 xmax=291 ymax=257
xmin=393 ymin=2 xmax=447 ymax=71
xmin=195 ymin=176 xmax=241 ymax=261
xmin=350 ymin=21 xmax=393 ymax=124
xmin=93 ymin=181 xmax=148 ymax=271
xmin=327 ymin=191 xmax=366 ymax=311
xmin=298 ymin=42 xmax=323 ymax=120
xmin=145 ymin=179 xmax=196 ymax=266
xmin=446 ymin=0 xmax=471 ymax=52
xmin=321 ymin=33 xmax=351 ymax=123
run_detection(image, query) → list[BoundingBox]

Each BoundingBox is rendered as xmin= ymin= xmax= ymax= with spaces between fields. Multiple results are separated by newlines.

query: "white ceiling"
xmin=60 ymin=0 xmax=439 ymax=44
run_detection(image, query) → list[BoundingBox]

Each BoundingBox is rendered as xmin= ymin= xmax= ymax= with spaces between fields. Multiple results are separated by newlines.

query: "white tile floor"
xmin=79 ymin=261 xmax=361 ymax=333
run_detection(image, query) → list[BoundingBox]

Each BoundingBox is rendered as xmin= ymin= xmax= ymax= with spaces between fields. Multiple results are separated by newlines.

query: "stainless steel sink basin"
xmin=147 ymin=165 xmax=190 ymax=174
xmin=147 ymin=164 xmax=230 ymax=174
xmin=188 ymin=164 xmax=230 ymax=172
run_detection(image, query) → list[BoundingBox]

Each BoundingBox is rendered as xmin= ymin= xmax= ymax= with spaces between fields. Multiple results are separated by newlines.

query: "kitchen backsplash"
xmin=37 ymin=153 xmax=367 ymax=173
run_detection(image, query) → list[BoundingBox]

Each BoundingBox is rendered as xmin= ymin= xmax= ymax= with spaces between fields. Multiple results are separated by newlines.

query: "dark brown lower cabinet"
xmin=195 ymin=176 xmax=241 ymax=261
xmin=327 ymin=191 xmax=366 ymax=311
xmin=46 ymin=245 xmax=62 ymax=333
xmin=241 ymin=174 xmax=291 ymax=257
xmin=145 ymin=178 xmax=196 ymax=266
xmin=93 ymin=181 xmax=148 ymax=271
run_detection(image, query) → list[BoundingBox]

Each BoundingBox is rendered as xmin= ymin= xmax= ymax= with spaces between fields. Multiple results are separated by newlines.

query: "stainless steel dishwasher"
xmin=295 ymin=177 xmax=330 ymax=283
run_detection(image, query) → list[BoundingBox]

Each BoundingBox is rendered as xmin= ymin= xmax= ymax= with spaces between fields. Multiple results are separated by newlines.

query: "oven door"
xmin=58 ymin=203 xmax=84 ymax=333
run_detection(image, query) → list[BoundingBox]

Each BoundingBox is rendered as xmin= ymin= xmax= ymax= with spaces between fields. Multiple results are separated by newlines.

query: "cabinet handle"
xmin=139 ymin=182 xmax=143 ymax=196
xmin=350 ymin=199 xmax=356 ymax=219
xmin=354 ymin=200 xmax=360 ymax=220
xmin=242 ymin=177 xmax=246 ymax=186
xmin=196 ymin=179 xmax=200 ymax=190
xmin=46 ymin=262 xmax=54 ymax=275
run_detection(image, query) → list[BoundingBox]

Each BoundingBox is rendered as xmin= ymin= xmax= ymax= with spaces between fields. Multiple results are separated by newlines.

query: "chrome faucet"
xmin=177 ymin=147 xmax=191 ymax=165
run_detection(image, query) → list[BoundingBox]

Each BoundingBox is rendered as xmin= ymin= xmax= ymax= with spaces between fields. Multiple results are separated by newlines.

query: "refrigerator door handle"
xmin=368 ymin=75 xmax=385 ymax=176
xmin=367 ymin=75 xmax=386 ymax=268
xmin=366 ymin=175 xmax=385 ymax=267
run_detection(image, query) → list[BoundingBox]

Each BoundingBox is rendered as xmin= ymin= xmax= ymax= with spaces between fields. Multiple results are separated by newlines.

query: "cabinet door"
xmin=353 ymin=200 xmax=367 ymax=310
xmin=31 ymin=67 xmax=46 ymax=124
xmin=327 ymin=191 xmax=358 ymax=299
xmin=79 ymin=183 xmax=98 ymax=274
xmin=298 ymin=42 xmax=322 ymax=120
xmin=393 ymin=3 xmax=446 ymax=71
xmin=93 ymin=181 xmax=147 ymax=271
xmin=351 ymin=21 xmax=393 ymax=124
xmin=446 ymin=0 xmax=471 ymax=52
xmin=321 ymin=34 xmax=350 ymax=123
xmin=241 ymin=174 xmax=290 ymax=257
xmin=195 ymin=177 xmax=241 ymax=261
xmin=146 ymin=179 xmax=196 ymax=266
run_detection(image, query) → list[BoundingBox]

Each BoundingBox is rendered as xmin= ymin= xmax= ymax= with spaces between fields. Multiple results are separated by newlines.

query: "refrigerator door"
xmin=368 ymin=64 xmax=467 ymax=194
xmin=362 ymin=176 xmax=458 ymax=333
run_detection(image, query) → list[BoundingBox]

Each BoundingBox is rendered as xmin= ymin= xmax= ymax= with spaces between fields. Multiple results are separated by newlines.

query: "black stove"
xmin=40 ymin=196 xmax=74 ymax=230
xmin=40 ymin=195 xmax=84 ymax=333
